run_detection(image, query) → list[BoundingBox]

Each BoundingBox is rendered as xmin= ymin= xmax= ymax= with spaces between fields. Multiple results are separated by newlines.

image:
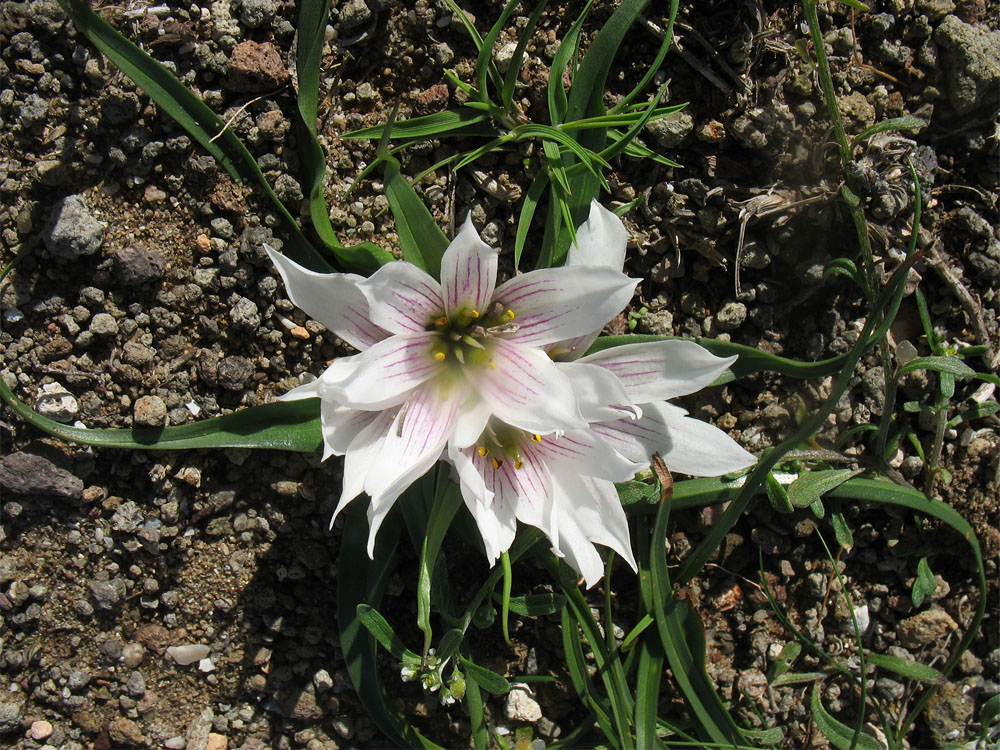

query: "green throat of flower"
xmin=475 ymin=421 xmax=543 ymax=471
xmin=427 ymin=300 xmax=518 ymax=369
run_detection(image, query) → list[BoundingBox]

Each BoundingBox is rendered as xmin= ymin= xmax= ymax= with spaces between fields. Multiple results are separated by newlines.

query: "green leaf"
xmin=829 ymin=508 xmax=855 ymax=550
xmin=810 ymin=684 xmax=883 ymax=750
xmin=787 ymin=469 xmax=864 ymax=508
xmin=836 ymin=0 xmax=871 ymax=10
xmin=898 ymin=356 xmax=976 ymax=379
xmin=358 ymin=604 xmax=419 ymax=662
xmin=982 ymin=694 xmax=1000 ymax=734
xmin=436 ymin=629 xmax=465 ymax=665
xmin=459 ymin=657 xmax=511 ymax=694
xmin=767 ymin=641 xmax=802 ymax=682
xmin=343 ymin=108 xmax=490 ymax=140
xmin=502 ymin=593 xmax=567 ymax=617
xmin=850 ymin=116 xmax=924 ymax=152
xmin=866 ymin=652 xmax=945 ymax=684
xmin=765 ymin=472 xmax=794 ymax=513
xmin=547 ymin=0 xmax=594 ymax=124
xmin=0 ymin=375 xmax=322 ymax=452
xmin=417 ymin=476 xmax=464 ymax=654
xmin=772 ymin=671 xmax=832 ymax=687
xmin=616 ymin=479 xmax=661 ymax=506
xmin=501 ymin=0 xmax=546 ymax=113
xmin=383 ymin=156 xmax=449 ymax=279
xmin=949 ymin=399 xmax=1000 ymax=427
xmin=911 ymin=557 xmax=938 ymax=608
xmin=57 ymin=0 xmax=333 ymax=272
xmin=294 ymin=0 xmax=394 ymax=274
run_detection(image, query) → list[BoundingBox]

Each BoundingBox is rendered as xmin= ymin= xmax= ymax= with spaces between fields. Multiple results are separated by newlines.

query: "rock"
xmin=896 ymin=607 xmax=959 ymax=647
xmin=0 ymin=451 xmax=83 ymax=499
xmin=27 ymin=720 xmax=53 ymax=741
xmin=716 ymin=301 xmax=747 ymax=331
xmin=273 ymin=174 xmax=303 ymax=202
xmin=126 ymin=670 xmax=147 ymax=698
xmin=42 ymin=194 xmax=106 ymax=260
xmin=89 ymin=312 xmax=119 ymax=336
xmin=0 ymin=700 xmax=22 ymax=733
xmin=206 ymin=734 xmax=228 ymax=750
xmin=505 ymin=685 xmax=542 ymax=722
xmin=108 ymin=717 xmax=145 ymax=746
xmin=924 ymin=682 xmax=974 ymax=746
xmin=646 ymin=110 xmax=694 ymax=149
xmin=237 ymin=0 xmax=275 ymax=28
xmin=186 ymin=707 xmax=214 ymax=750
xmin=167 ymin=644 xmax=211 ymax=666
xmin=226 ymin=41 xmax=289 ymax=92
xmin=113 ymin=245 xmax=166 ymax=286
xmin=228 ymin=297 xmax=260 ymax=331
xmin=217 ymin=356 xmax=254 ymax=390
xmin=122 ymin=642 xmax=146 ymax=669
xmin=917 ymin=0 xmax=956 ymax=21
xmin=283 ymin=688 xmax=324 ymax=721
xmin=87 ymin=577 xmax=126 ymax=610
xmin=122 ymin=342 xmax=155 ymax=367
xmin=35 ymin=381 xmax=79 ymax=422
xmin=67 ymin=669 xmax=91 ymax=691
xmin=134 ymin=395 xmax=168 ymax=427
xmin=414 ymin=83 xmax=450 ymax=115
xmin=836 ymin=91 xmax=876 ymax=130
xmin=339 ymin=0 xmax=372 ymax=30
xmin=934 ymin=15 xmax=1000 ymax=115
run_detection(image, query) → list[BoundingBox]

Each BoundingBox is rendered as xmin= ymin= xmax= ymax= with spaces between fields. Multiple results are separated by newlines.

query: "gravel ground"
xmin=1 ymin=1 xmax=998 ymax=748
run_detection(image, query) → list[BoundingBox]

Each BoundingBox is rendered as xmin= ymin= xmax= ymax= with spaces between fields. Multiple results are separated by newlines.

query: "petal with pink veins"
xmin=358 ymin=261 xmax=445 ymax=335
xmin=439 ymin=215 xmax=498 ymax=317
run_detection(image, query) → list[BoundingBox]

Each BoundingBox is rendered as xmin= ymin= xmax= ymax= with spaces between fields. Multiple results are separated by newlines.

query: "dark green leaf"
xmin=911 ymin=557 xmax=938 ymax=608
xmin=866 ymin=652 xmax=944 ymax=684
xmin=436 ymin=629 xmax=465 ymax=665
xmin=829 ymin=509 xmax=854 ymax=550
xmin=898 ymin=356 xmax=975 ymax=378
xmin=850 ymin=116 xmax=923 ymax=152
xmin=810 ymin=684 xmax=883 ymax=750
xmin=458 ymin=657 xmax=510 ymax=694
xmin=503 ymin=593 xmax=567 ymax=617
xmin=383 ymin=157 xmax=449 ymax=279
xmin=787 ymin=469 xmax=864 ymax=508
xmin=358 ymin=604 xmax=418 ymax=662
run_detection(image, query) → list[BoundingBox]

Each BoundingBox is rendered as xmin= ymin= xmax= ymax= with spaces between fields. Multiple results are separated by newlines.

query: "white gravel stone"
xmin=504 ymin=685 xmax=542 ymax=722
xmin=36 ymin=382 xmax=78 ymax=422
xmin=166 ymin=644 xmax=211 ymax=666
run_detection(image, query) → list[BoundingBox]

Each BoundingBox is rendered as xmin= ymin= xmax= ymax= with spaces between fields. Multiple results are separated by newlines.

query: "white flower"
xmin=265 ymin=203 xmax=637 ymax=554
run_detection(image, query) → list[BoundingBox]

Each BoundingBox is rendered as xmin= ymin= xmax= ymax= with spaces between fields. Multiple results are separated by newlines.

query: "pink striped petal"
xmin=440 ymin=215 xmax=498 ymax=317
xmin=358 ymin=261 xmax=445 ymax=334
xmin=448 ymin=444 xmax=517 ymax=564
xmin=323 ymin=332 xmax=438 ymax=409
xmin=333 ymin=409 xmax=395 ymax=522
xmin=476 ymin=339 xmax=585 ymax=433
xmin=532 ymin=429 xmax=644 ymax=483
xmin=266 ymin=245 xmax=388 ymax=350
xmin=578 ymin=340 xmax=737 ymax=402
xmin=492 ymin=266 xmax=638 ymax=346
xmin=558 ymin=361 xmax=640 ymax=422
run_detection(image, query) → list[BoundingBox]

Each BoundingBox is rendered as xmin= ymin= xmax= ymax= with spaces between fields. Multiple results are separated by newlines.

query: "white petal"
xmin=492 ymin=266 xmax=638 ymax=346
xmin=265 ymin=244 xmax=387 ymax=350
xmin=497 ymin=449 xmax=553 ymax=542
xmin=595 ymin=401 xmax=754 ymax=477
xmin=440 ymin=215 xmax=498 ymax=316
xmin=323 ymin=332 xmax=438 ymax=409
xmin=532 ymin=429 xmax=644 ymax=483
xmin=557 ymin=361 xmax=639 ymax=422
xmin=579 ymin=340 xmax=736 ymax=402
xmin=477 ymin=339 xmax=585 ymax=433
xmin=566 ymin=201 xmax=627 ymax=271
xmin=277 ymin=375 xmax=321 ymax=401
xmin=358 ymin=260 xmax=445 ymax=334
xmin=655 ymin=401 xmax=756 ymax=476
xmin=361 ymin=383 xmax=462 ymax=554
xmin=546 ymin=331 xmax=601 ymax=362
xmin=333 ymin=410 xmax=395 ymax=523
xmin=550 ymin=472 xmax=636 ymax=588
xmin=319 ymin=402 xmax=380 ymax=460
xmin=447 ymin=445 xmax=516 ymax=564
xmin=451 ymin=396 xmax=493 ymax=449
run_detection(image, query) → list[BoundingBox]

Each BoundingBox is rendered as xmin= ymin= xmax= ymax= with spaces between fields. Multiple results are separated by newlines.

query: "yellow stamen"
xmin=531 ymin=434 xmax=542 ymax=443
xmin=470 ymin=309 xmax=480 ymax=319
xmin=514 ymin=460 xmax=524 ymax=470
xmin=504 ymin=309 xmax=515 ymax=320
xmin=491 ymin=457 xmax=502 ymax=470
xmin=477 ymin=446 xmax=488 ymax=457
xmin=436 ymin=316 xmax=448 ymax=326
xmin=433 ymin=351 xmax=446 ymax=362
xmin=488 ymin=359 xmax=497 ymax=370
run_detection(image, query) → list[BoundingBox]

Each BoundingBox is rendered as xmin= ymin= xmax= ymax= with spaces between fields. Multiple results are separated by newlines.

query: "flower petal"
xmin=532 ymin=429 xmax=644 ymax=483
xmin=440 ymin=214 xmax=498 ymax=317
xmin=265 ymin=244 xmax=388 ymax=350
xmin=451 ymin=396 xmax=493 ymax=449
xmin=361 ymin=383 xmax=462 ymax=554
xmin=357 ymin=260 xmax=445 ymax=335
xmin=448 ymin=444 xmax=517 ymax=564
xmin=550 ymin=472 xmax=635 ymax=587
xmin=492 ymin=266 xmax=638 ymax=346
xmin=594 ymin=401 xmax=755 ymax=476
xmin=557 ymin=361 xmax=640 ymax=422
xmin=319 ymin=402 xmax=380 ymax=460
xmin=579 ymin=340 xmax=737 ymax=402
xmin=323 ymin=332 xmax=438 ymax=409
xmin=566 ymin=201 xmax=627 ymax=271
xmin=333 ymin=409 xmax=395 ymax=523
xmin=477 ymin=339 xmax=585 ymax=433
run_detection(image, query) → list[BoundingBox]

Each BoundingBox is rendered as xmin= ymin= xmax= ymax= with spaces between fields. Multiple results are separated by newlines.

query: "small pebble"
xmin=28 ymin=720 xmax=54 ymax=741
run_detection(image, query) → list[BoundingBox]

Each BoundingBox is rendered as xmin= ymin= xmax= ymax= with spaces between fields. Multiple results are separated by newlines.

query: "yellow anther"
xmin=477 ymin=446 xmax=488 ymax=457
xmin=531 ymin=434 xmax=542 ymax=443
xmin=488 ymin=359 xmax=497 ymax=370
xmin=491 ymin=457 xmax=502 ymax=470
xmin=504 ymin=309 xmax=515 ymax=320
xmin=436 ymin=316 xmax=449 ymax=326
xmin=433 ymin=351 xmax=446 ymax=362
xmin=514 ymin=460 xmax=524 ymax=470
xmin=470 ymin=309 xmax=480 ymax=319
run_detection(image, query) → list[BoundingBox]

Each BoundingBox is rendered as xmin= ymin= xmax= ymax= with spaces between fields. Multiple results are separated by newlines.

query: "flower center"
xmin=426 ymin=301 xmax=518 ymax=368
xmin=474 ymin=421 xmax=542 ymax=471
